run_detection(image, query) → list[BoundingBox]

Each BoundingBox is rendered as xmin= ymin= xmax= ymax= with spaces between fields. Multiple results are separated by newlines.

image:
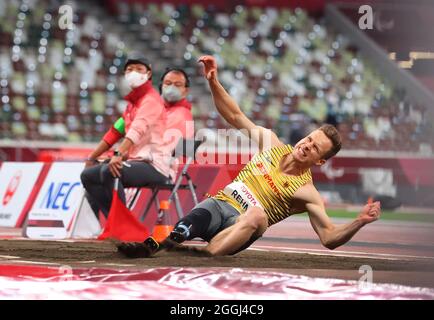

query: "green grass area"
xmin=299 ymin=209 xmax=434 ymax=223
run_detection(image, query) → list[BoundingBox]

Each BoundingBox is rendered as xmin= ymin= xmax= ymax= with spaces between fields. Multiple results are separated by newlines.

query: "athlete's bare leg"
xmin=117 ymin=207 xmax=268 ymax=258
xmin=204 ymin=207 xmax=268 ymax=256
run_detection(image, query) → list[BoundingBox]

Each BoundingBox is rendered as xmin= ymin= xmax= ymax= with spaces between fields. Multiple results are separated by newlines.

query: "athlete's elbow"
xmin=324 ymin=242 xmax=338 ymax=250
xmin=215 ymin=107 xmax=234 ymax=125
xmin=223 ymin=111 xmax=241 ymax=127
xmin=322 ymin=238 xmax=339 ymax=250
xmin=227 ymin=115 xmax=239 ymax=127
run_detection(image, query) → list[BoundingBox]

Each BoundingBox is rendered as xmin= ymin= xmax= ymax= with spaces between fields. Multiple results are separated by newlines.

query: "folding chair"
xmin=132 ymin=138 xmax=204 ymax=222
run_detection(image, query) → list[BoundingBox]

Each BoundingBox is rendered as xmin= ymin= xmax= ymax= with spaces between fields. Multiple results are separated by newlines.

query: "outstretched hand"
xmin=358 ymin=200 xmax=381 ymax=224
xmin=198 ymin=55 xmax=218 ymax=81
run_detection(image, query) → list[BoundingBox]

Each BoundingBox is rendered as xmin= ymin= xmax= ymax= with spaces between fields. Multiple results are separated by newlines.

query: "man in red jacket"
xmin=159 ymin=67 xmax=194 ymax=152
xmin=81 ymin=53 xmax=172 ymax=218
xmin=82 ymin=61 xmax=195 ymax=218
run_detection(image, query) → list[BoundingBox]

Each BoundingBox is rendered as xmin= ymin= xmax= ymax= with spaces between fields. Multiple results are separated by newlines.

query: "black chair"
xmin=129 ymin=138 xmax=204 ymax=221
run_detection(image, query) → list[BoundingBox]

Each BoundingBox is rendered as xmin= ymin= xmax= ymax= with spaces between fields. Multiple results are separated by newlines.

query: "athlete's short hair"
xmin=319 ymin=124 xmax=342 ymax=160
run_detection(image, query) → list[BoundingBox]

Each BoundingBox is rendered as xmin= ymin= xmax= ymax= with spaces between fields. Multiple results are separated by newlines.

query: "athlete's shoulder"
xmin=292 ymin=182 xmax=322 ymax=204
xmin=255 ymin=126 xmax=284 ymax=152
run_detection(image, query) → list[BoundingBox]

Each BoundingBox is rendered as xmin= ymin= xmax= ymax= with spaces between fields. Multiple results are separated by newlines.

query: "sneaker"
xmin=143 ymin=237 xmax=160 ymax=252
xmin=169 ymin=229 xmax=186 ymax=243
xmin=116 ymin=237 xmax=159 ymax=258
xmin=160 ymin=237 xmax=181 ymax=251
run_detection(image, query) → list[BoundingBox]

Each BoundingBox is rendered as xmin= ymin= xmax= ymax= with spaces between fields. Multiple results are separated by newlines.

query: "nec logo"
xmin=2 ymin=170 xmax=22 ymax=206
xmin=40 ymin=182 xmax=81 ymax=210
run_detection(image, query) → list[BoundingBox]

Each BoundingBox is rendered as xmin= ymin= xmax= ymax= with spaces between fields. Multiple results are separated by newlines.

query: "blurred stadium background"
xmin=1 ymin=0 xmax=433 ymax=212
xmin=0 ymin=0 xmax=434 ymax=300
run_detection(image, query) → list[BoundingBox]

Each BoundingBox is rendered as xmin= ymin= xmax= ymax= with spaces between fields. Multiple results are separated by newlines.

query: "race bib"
xmin=223 ymin=182 xmax=263 ymax=212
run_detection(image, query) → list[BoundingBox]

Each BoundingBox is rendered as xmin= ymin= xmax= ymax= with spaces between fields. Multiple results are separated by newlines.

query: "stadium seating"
xmin=0 ymin=0 xmax=432 ymax=153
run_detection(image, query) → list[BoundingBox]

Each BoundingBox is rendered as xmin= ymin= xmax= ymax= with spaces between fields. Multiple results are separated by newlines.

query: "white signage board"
xmin=0 ymin=162 xmax=44 ymax=227
xmin=25 ymin=162 xmax=86 ymax=239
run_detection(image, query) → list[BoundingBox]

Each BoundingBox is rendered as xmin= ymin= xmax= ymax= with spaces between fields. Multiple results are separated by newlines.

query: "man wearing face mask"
xmin=159 ymin=68 xmax=194 ymax=152
xmin=81 ymin=53 xmax=173 ymax=218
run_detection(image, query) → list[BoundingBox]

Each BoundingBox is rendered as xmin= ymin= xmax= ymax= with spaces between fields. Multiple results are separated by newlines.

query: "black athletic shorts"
xmin=192 ymin=198 xmax=241 ymax=242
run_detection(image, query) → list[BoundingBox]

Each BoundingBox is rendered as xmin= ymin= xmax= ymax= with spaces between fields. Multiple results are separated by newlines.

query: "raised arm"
xmin=297 ymin=184 xmax=381 ymax=250
xmin=198 ymin=55 xmax=282 ymax=151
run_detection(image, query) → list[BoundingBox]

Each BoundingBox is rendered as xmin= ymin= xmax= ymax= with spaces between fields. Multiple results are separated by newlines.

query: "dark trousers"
xmin=80 ymin=161 xmax=168 ymax=217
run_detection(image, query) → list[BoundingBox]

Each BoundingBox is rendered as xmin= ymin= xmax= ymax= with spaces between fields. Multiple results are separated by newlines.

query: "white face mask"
xmin=162 ymin=85 xmax=183 ymax=103
xmin=125 ymin=71 xmax=149 ymax=89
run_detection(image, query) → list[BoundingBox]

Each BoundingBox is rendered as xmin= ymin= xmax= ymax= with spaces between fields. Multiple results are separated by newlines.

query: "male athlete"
xmin=117 ymin=55 xmax=381 ymax=258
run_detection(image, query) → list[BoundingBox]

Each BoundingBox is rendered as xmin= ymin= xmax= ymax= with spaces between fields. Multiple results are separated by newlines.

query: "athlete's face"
xmin=293 ymin=129 xmax=333 ymax=166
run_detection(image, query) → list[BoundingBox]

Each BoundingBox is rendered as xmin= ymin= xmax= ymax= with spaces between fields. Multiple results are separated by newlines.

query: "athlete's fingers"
xmin=369 ymin=209 xmax=378 ymax=217
xmin=198 ymin=55 xmax=214 ymax=63
xmin=371 ymin=207 xmax=380 ymax=217
xmin=364 ymin=202 xmax=374 ymax=210
xmin=367 ymin=199 xmax=381 ymax=211
xmin=198 ymin=57 xmax=211 ymax=66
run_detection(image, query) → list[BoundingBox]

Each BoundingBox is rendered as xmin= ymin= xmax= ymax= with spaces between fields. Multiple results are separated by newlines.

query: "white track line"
xmin=0 ymin=255 xmax=21 ymax=259
xmin=102 ymin=263 xmax=136 ymax=267
xmin=248 ymin=244 xmax=434 ymax=261
xmin=10 ymin=260 xmax=61 ymax=266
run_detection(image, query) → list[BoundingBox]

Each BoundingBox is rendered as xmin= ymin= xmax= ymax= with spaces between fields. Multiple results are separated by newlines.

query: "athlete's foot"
xmin=116 ymin=237 xmax=160 ymax=258
xmin=160 ymin=237 xmax=182 ymax=251
xmin=169 ymin=229 xmax=186 ymax=243
xmin=155 ymin=228 xmax=187 ymax=252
